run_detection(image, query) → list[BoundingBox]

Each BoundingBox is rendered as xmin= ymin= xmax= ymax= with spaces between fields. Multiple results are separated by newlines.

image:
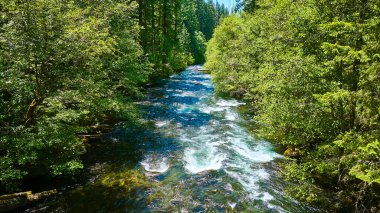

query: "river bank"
xmin=17 ymin=66 xmax=323 ymax=212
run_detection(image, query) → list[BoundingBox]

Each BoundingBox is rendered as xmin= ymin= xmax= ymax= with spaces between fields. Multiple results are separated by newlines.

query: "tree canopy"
xmin=206 ymin=0 xmax=380 ymax=210
xmin=0 ymin=0 xmax=227 ymax=192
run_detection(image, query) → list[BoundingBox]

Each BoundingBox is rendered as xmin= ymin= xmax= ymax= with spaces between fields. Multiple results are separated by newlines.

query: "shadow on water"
xmin=25 ymin=67 xmax=216 ymax=212
xmin=35 ymin=173 xmax=148 ymax=213
xmin=25 ymin=112 xmax=181 ymax=212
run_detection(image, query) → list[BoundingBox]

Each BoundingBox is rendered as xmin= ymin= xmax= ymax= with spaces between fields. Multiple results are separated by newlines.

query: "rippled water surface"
xmin=28 ymin=66 xmax=317 ymax=212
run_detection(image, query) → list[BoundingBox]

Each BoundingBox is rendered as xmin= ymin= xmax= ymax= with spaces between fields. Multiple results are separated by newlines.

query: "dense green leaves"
xmin=137 ymin=0 xmax=228 ymax=75
xmin=206 ymin=0 xmax=380 ymax=210
xmin=0 ymin=0 xmax=142 ymax=191
xmin=0 ymin=0 xmax=223 ymax=193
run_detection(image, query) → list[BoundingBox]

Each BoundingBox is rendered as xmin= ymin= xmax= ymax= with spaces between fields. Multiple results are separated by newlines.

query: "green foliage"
xmin=193 ymin=31 xmax=207 ymax=63
xmin=0 ymin=0 xmax=224 ymax=193
xmin=137 ymin=0 xmax=227 ymax=76
xmin=0 ymin=0 xmax=147 ymax=192
xmin=206 ymin=14 xmax=250 ymax=96
xmin=206 ymin=0 xmax=380 ymax=210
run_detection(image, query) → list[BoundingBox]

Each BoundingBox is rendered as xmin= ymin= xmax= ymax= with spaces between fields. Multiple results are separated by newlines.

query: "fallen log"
xmin=199 ymin=68 xmax=209 ymax=72
xmin=0 ymin=189 xmax=57 ymax=212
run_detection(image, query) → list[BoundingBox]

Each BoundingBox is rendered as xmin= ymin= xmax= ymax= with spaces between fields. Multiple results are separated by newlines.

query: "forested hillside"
xmin=0 ymin=0 xmax=227 ymax=193
xmin=206 ymin=0 xmax=380 ymax=211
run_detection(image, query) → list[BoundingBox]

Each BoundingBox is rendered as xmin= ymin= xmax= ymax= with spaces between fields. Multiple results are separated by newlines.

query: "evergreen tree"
xmin=0 ymin=0 xmax=225 ymax=192
xmin=206 ymin=0 xmax=380 ymax=210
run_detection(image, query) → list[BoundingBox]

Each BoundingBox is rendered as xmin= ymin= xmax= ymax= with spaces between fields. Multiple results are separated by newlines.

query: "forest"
xmin=1 ymin=0 xmax=380 ymax=212
xmin=0 ymin=0 xmax=227 ymax=193
xmin=206 ymin=0 xmax=380 ymax=211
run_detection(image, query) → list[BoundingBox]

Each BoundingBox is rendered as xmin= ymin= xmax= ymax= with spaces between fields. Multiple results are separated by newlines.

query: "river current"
xmin=26 ymin=66 xmax=317 ymax=212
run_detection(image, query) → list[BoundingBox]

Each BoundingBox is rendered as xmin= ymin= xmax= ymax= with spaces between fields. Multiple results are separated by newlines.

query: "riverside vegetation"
xmin=206 ymin=0 xmax=380 ymax=211
xmin=1 ymin=0 xmax=380 ymax=212
xmin=0 ymin=0 xmax=227 ymax=193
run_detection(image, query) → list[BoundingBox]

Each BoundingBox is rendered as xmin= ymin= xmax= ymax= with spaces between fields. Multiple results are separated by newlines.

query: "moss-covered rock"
xmin=283 ymin=147 xmax=303 ymax=158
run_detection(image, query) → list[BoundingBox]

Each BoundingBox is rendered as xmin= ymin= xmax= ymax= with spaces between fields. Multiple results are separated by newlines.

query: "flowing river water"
xmin=26 ymin=66 xmax=319 ymax=212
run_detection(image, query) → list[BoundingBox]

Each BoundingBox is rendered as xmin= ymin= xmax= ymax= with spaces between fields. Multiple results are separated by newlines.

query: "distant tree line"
xmin=138 ymin=0 xmax=229 ymax=79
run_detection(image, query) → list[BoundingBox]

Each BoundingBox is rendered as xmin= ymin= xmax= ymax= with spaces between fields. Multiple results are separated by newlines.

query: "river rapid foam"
xmin=135 ymin=66 xmax=313 ymax=212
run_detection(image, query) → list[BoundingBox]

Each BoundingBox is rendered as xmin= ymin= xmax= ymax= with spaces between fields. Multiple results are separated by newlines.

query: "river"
xmin=26 ymin=66 xmax=318 ymax=212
